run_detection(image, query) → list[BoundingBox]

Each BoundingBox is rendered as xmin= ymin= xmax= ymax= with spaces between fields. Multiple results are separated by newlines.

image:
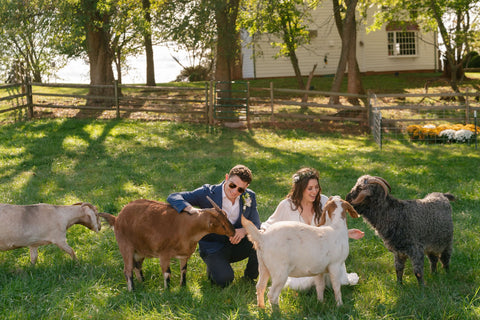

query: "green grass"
xmin=0 ymin=119 xmax=479 ymax=319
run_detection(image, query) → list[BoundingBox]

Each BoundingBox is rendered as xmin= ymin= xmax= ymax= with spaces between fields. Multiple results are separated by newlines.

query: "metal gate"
xmin=369 ymin=93 xmax=382 ymax=149
xmin=214 ymin=81 xmax=248 ymax=121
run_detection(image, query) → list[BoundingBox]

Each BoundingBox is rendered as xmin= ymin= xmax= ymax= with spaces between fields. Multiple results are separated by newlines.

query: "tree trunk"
xmin=302 ymin=64 xmax=317 ymax=103
xmin=289 ymin=51 xmax=305 ymax=90
xmin=330 ymin=0 xmax=362 ymax=105
xmin=86 ymin=15 xmax=115 ymax=106
xmin=142 ymin=0 xmax=156 ymax=86
xmin=346 ymin=12 xmax=365 ymax=105
xmin=115 ymin=49 xmax=123 ymax=84
xmin=330 ymin=0 xmax=352 ymax=104
xmin=429 ymin=0 xmax=463 ymax=97
xmin=214 ymin=0 xmax=240 ymax=101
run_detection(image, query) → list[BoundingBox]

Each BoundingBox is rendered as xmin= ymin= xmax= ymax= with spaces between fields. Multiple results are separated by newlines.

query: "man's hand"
xmin=229 ymin=227 xmax=247 ymax=244
xmin=184 ymin=206 xmax=199 ymax=215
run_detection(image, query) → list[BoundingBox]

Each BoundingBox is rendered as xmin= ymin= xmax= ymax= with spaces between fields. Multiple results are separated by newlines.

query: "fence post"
xmin=114 ymin=80 xmax=120 ymax=119
xmin=465 ymin=88 xmax=470 ymax=124
xmin=25 ymin=76 xmax=33 ymax=119
xmin=208 ymin=80 xmax=214 ymax=125
xmin=246 ymin=81 xmax=251 ymax=129
xmin=366 ymin=90 xmax=373 ymax=128
xmin=475 ymin=110 xmax=477 ymax=149
xmin=270 ymin=82 xmax=274 ymax=122
xmin=204 ymin=82 xmax=209 ymax=124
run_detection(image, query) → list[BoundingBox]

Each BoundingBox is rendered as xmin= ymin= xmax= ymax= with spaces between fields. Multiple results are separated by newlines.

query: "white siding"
xmin=359 ymin=13 xmax=437 ymax=73
xmin=242 ymin=3 xmax=437 ymax=79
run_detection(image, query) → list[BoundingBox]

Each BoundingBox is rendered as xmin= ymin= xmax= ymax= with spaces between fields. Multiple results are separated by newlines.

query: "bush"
xmin=467 ymin=55 xmax=480 ymax=68
xmin=175 ymin=65 xmax=211 ymax=82
xmin=464 ymin=51 xmax=480 ymax=68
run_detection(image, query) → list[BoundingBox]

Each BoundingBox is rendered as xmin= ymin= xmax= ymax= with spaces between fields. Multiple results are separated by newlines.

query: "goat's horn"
xmin=351 ymin=189 xmax=370 ymax=205
xmin=368 ymin=176 xmax=391 ymax=198
xmin=206 ymin=196 xmax=224 ymax=215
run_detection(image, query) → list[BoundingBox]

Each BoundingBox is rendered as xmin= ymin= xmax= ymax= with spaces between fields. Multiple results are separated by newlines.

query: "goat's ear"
xmin=81 ymin=204 xmax=101 ymax=231
xmin=342 ymin=201 xmax=359 ymax=218
xmin=317 ymin=203 xmax=331 ymax=226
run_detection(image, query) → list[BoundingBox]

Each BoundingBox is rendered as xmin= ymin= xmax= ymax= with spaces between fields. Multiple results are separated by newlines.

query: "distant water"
xmin=55 ymin=45 xmax=187 ymax=84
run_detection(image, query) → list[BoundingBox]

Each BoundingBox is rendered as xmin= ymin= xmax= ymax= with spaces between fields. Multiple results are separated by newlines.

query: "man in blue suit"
xmin=167 ymin=164 xmax=261 ymax=287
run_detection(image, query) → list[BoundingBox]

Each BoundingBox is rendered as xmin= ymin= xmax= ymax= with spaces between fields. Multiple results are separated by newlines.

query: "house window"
xmin=386 ymin=22 xmax=419 ymax=57
xmin=388 ymin=31 xmax=417 ymax=56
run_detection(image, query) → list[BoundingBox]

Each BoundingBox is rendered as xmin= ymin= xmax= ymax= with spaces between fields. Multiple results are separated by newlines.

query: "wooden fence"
xmin=1 ymin=80 xmax=479 ymax=148
xmin=0 ymin=80 xmax=369 ymax=128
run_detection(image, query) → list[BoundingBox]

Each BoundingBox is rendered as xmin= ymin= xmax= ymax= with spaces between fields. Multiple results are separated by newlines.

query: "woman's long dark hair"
xmin=287 ymin=167 xmax=323 ymax=224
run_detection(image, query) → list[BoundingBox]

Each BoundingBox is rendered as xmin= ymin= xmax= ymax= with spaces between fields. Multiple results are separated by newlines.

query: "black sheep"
xmin=345 ymin=175 xmax=454 ymax=286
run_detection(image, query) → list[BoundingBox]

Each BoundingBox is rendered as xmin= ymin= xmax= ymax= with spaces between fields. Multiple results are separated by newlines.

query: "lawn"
xmin=0 ymin=119 xmax=479 ymax=319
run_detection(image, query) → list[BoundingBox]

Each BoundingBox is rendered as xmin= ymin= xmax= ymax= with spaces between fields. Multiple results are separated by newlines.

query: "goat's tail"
xmin=443 ymin=193 xmax=456 ymax=202
xmin=98 ymin=212 xmax=117 ymax=227
xmin=241 ymin=215 xmax=261 ymax=250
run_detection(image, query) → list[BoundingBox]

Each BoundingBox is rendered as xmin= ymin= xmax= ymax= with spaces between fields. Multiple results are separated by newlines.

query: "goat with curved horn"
xmin=351 ymin=176 xmax=391 ymax=204
xmin=346 ymin=174 xmax=454 ymax=286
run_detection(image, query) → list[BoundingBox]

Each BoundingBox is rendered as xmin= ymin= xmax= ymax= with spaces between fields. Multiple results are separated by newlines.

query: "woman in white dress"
xmin=261 ymin=167 xmax=364 ymax=290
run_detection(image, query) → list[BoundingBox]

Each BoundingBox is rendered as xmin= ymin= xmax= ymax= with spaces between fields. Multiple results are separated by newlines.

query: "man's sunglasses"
xmin=228 ymin=182 xmax=245 ymax=194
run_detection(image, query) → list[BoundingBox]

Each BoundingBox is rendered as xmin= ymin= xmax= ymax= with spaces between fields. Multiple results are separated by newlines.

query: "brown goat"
xmin=99 ymin=196 xmax=235 ymax=291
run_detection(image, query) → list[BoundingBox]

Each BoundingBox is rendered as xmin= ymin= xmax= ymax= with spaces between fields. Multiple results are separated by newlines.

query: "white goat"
xmin=242 ymin=196 xmax=359 ymax=308
xmin=0 ymin=202 xmax=101 ymax=264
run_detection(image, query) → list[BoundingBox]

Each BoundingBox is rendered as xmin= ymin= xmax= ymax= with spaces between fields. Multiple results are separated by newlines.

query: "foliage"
xmin=56 ymin=0 xmax=147 ymax=82
xmin=368 ymin=0 xmax=480 ymax=90
xmin=240 ymin=0 xmax=319 ymax=89
xmin=109 ymin=0 xmax=148 ymax=82
xmin=240 ymin=0 xmax=317 ymax=58
xmin=157 ymin=0 xmax=217 ymax=78
xmin=175 ymin=65 xmax=212 ymax=82
xmin=0 ymin=119 xmax=479 ymax=319
xmin=0 ymin=0 xmax=68 ymax=83
xmin=469 ymin=55 xmax=480 ymax=68
xmin=465 ymin=51 xmax=480 ymax=68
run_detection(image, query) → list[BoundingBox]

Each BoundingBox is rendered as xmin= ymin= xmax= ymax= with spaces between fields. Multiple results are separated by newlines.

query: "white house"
xmin=241 ymin=2 xmax=439 ymax=79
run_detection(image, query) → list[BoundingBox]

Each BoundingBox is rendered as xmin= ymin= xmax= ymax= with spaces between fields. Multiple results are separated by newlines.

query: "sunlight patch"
xmin=52 ymin=157 xmax=77 ymax=175
xmin=62 ymin=136 xmax=89 ymax=153
xmin=84 ymin=123 xmax=106 ymax=140
xmin=63 ymin=194 xmax=82 ymax=205
xmin=25 ymin=131 xmax=46 ymax=139
xmin=11 ymin=171 xmax=36 ymax=191
xmin=0 ymin=146 xmax=25 ymax=157
xmin=122 ymin=181 xmax=154 ymax=197
xmin=38 ymin=180 xmax=59 ymax=198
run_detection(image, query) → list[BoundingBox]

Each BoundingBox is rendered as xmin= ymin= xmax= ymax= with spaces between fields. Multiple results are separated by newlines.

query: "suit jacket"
xmin=167 ymin=182 xmax=261 ymax=254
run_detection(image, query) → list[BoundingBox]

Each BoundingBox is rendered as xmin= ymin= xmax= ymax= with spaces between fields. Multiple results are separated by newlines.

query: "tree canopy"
xmin=240 ymin=0 xmax=319 ymax=90
xmin=1 ymin=0 xmax=478 ymax=98
xmin=0 ymin=0 xmax=66 ymax=82
xmin=369 ymin=0 xmax=480 ymax=92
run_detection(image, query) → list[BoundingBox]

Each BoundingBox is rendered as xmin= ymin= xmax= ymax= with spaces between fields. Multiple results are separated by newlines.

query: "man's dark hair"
xmin=229 ymin=165 xmax=252 ymax=184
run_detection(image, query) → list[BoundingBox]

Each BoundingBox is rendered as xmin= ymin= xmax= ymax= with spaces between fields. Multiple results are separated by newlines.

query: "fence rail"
xmin=369 ymin=91 xmax=479 ymax=148
xmin=1 ymin=80 xmax=370 ymax=127
xmin=1 ymin=80 xmax=479 ymax=149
